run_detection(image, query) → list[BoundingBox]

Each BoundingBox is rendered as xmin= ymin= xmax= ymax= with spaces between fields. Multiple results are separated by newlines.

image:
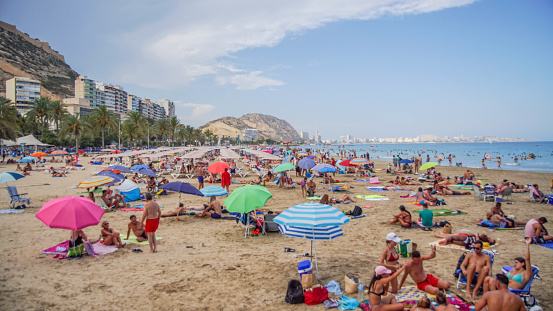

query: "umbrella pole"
xmin=313 ymin=240 xmax=319 ymax=281
xmin=245 ymin=213 xmax=250 ymax=238
xmin=177 ymin=193 xmax=182 ymax=219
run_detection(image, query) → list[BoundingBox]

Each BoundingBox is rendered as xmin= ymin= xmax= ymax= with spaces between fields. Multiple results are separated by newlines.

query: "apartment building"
xmin=5 ymin=76 xmax=41 ymax=114
xmin=157 ymin=98 xmax=175 ymax=118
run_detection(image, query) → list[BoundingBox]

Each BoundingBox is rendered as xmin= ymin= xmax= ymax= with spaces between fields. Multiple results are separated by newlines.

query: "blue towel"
xmin=324 ymin=281 xmax=343 ymax=295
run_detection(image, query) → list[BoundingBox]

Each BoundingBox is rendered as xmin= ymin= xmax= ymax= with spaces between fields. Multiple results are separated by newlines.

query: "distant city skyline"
xmin=1 ymin=0 xmax=551 ymax=140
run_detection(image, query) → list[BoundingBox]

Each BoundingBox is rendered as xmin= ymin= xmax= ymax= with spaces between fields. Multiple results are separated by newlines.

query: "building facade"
xmin=5 ymin=76 xmax=41 ymax=114
xmin=157 ymin=98 xmax=175 ymax=119
xmin=242 ymin=129 xmax=258 ymax=141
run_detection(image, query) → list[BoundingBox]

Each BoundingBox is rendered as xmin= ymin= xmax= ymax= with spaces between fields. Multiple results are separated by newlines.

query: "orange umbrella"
xmin=30 ymin=152 xmax=48 ymax=158
xmin=50 ymin=150 xmax=69 ymax=156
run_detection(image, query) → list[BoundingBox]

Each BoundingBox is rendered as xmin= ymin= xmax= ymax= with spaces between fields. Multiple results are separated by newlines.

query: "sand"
xmin=0 ymin=156 xmax=552 ymax=310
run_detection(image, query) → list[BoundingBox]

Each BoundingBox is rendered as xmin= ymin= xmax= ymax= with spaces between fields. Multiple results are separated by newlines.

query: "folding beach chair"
xmin=472 ymin=185 xmax=484 ymax=201
xmin=502 ymin=265 xmax=541 ymax=295
xmin=261 ymin=214 xmax=280 ymax=235
xmin=455 ymin=249 xmax=494 ymax=292
xmin=499 ymin=187 xmax=512 ymax=202
xmin=235 ymin=212 xmax=263 ymax=238
xmin=483 ymin=186 xmax=496 ymax=202
xmin=7 ymin=186 xmax=30 ymax=209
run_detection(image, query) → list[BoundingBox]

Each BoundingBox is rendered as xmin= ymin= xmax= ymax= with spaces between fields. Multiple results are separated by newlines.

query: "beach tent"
xmin=1 ymin=134 xmax=53 ymax=149
xmin=116 ymin=180 xmax=140 ymax=202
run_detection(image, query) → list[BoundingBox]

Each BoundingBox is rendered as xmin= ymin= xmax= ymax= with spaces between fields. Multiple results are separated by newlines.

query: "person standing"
xmin=196 ymin=165 xmax=205 ymax=190
xmin=141 ymin=193 xmax=161 ymax=253
xmin=497 ymin=157 xmax=502 ymax=170
xmin=221 ymin=168 xmax=231 ymax=193
xmin=414 ymin=157 xmax=420 ymax=175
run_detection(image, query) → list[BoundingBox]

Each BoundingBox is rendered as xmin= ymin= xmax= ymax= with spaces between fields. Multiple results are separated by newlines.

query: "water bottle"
xmin=358 ymin=281 xmax=364 ymax=302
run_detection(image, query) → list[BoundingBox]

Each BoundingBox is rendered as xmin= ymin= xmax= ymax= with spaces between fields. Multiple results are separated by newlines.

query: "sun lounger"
xmin=7 ymin=186 xmax=30 ymax=209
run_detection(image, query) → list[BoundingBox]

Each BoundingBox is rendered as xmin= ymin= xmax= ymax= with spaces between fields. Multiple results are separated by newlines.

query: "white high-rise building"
xmin=5 ymin=76 xmax=41 ymax=114
xmin=157 ymin=98 xmax=175 ymax=119
xmin=242 ymin=129 xmax=258 ymax=141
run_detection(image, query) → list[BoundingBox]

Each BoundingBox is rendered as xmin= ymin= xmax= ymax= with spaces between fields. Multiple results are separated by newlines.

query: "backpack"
xmin=285 ymin=280 xmax=304 ymax=304
xmin=352 ymin=206 xmax=363 ymax=217
xmin=453 ymin=252 xmax=467 ymax=278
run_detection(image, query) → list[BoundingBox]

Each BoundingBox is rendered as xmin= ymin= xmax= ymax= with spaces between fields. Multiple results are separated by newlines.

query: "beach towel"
xmin=126 ymin=204 xmax=164 ymax=209
xmin=478 ymin=220 xmax=524 ymax=230
xmin=412 ymin=209 xmax=467 ymax=216
xmin=0 ymin=209 xmax=24 ymax=214
xmin=365 ymin=187 xmax=387 ymax=192
xmin=430 ymin=239 xmax=500 ymax=251
xmin=91 ymin=242 xmax=119 ymax=255
xmin=306 ymin=196 xmax=322 ymax=200
xmin=42 ymin=240 xmax=119 ymax=256
xmin=519 ymin=239 xmax=553 ymax=250
xmin=354 ymin=179 xmax=372 ymax=182
xmin=355 ymin=195 xmax=389 ymax=201
xmin=122 ymin=234 xmax=163 ymax=245
xmin=395 ymin=287 xmax=472 ymax=311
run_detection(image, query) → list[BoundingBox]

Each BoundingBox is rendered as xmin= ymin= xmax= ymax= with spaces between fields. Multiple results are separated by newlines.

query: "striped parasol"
xmin=349 ymin=158 xmax=370 ymax=166
xmin=200 ymin=186 xmax=228 ymax=197
xmin=278 ymin=225 xmax=343 ymax=240
xmin=77 ymin=176 xmax=115 ymax=189
xmin=274 ymin=202 xmax=350 ymax=227
xmin=50 ymin=150 xmax=69 ymax=156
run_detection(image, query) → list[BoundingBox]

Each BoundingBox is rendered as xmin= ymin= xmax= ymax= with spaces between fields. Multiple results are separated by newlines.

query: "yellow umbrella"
xmin=77 ymin=176 xmax=115 ymax=189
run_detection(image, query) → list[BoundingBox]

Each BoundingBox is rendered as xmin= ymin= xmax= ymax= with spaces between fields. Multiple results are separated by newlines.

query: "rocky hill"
xmin=0 ymin=21 xmax=78 ymax=99
xmin=199 ymin=113 xmax=301 ymax=142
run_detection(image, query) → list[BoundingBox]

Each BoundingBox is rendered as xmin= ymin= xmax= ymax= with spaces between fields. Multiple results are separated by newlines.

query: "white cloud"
xmin=116 ymin=0 xmax=476 ymax=90
xmin=174 ymin=102 xmax=216 ymax=125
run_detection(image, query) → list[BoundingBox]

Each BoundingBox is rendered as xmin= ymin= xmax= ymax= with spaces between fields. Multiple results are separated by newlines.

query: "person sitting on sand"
xmin=306 ymin=178 xmax=316 ymax=197
xmin=418 ymin=203 xmax=433 ymax=228
xmin=486 ymin=212 xmax=526 ymax=228
xmin=70 ymin=229 xmax=89 ymax=247
xmin=368 ymin=264 xmax=410 ymax=311
xmin=399 ymin=245 xmax=450 ymax=295
xmin=459 ymin=240 xmax=492 ymax=300
xmin=434 ymin=231 xmax=496 ymax=248
xmin=525 ymin=217 xmax=553 ymax=243
xmin=319 ymin=193 xmax=356 ymax=205
xmin=147 ymin=177 xmax=156 ymax=192
xmin=158 ymin=176 xmax=169 ymax=187
xmin=434 ymin=290 xmax=457 ymax=311
xmin=100 ymin=220 xmax=126 ymax=248
xmin=379 ymin=232 xmax=404 ymax=293
xmin=126 ymin=215 xmax=147 ymax=242
xmin=463 ymin=170 xmax=475 ymax=183
xmin=196 ymin=195 xmax=222 ymax=219
xmin=422 ymin=187 xmax=437 ymax=204
xmin=101 ymin=189 xmax=126 ymax=209
xmin=15 ymin=164 xmax=22 ymax=171
xmin=476 ymin=274 xmax=526 ymax=311
xmin=389 ymin=205 xmax=412 ymax=228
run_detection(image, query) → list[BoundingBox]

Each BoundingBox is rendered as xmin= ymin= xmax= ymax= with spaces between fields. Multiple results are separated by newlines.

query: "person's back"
xmin=476 ymin=287 xmax=524 ymax=311
xmin=525 ymin=219 xmax=539 ymax=237
xmin=144 ymin=196 xmax=160 ymax=220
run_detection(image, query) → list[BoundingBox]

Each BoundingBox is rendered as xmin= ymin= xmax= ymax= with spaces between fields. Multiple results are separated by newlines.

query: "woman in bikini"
xmin=388 ymin=206 xmax=412 ymax=228
xmin=483 ymin=238 xmax=533 ymax=293
xmin=367 ymin=264 xmax=409 ymax=311
xmin=379 ymin=233 xmax=404 ymax=293
xmin=434 ymin=231 xmax=496 ymax=248
xmin=100 ymin=221 xmax=126 ymax=248
xmin=319 ymin=194 xmax=356 ymax=205
xmin=433 ymin=290 xmax=457 ymax=311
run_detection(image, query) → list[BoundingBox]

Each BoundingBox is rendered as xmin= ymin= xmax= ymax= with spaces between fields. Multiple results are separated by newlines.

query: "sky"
xmin=1 ymin=0 xmax=552 ymax=141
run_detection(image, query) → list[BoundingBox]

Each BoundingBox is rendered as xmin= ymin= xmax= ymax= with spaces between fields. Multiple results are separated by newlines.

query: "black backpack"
xmin=285 ymin=280 xmax=304 ymax=304
xmin=453 ymin=253 xmax=467 ymax=278
xmin=352 ymin=206 xmax=363 ymax=217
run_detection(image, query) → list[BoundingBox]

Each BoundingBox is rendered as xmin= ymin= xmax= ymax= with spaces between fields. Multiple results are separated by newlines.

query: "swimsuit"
xmin=387 ymin=248 xmax=399 ymax=262
xmin=211 ymin=213 xmax=221 ymax=219
xmin=463 ymin=235 xmax=476 ymax=246
xmin=139 ymin=231 xmax=148 ymax=240
xmin=507 ymin=271 xmax=523 ymax=284
xmin=145 ymin=218 xmax=159 ymax=233
xmin=416 ymin=273 xmax=440 ymax=291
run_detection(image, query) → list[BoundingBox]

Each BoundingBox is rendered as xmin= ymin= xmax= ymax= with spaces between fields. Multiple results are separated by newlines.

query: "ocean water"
xmin=296 ymin=142 xmax=553 ymax=173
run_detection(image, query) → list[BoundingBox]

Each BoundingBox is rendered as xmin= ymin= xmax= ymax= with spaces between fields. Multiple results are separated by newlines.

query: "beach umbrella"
xmin=350 ymin=158 xmax=369 ymax=166
xmin=311 ymin=164 xmax=336 ymax=173
xmin=282 ymin=155 xmax=291 ymax=163
xmin=30 ymin=152 xmax=47 ymax=158
xmin=159 ymin=182 xmax=203 ymax=217
xmin=200 ymin=186 xmax=228 ymax=197
xmin=36 ymin=196 xmax=104 ymax=230
xmin=274 ymin=202 xmax=349 ymax=279
xmin=298 ymin=158 xmax=316 ymax=170
xmin=296 ymin=153 xmax=308 ymax=157
xmin=110 ymin=150 xmax=121 ymax=154
xmin=208 ymin=162 xmax=230 ymax=174
xmin=108 ymin=165 xmax=132 ymax=173
xmin=399 ymin=159 xmax=413 ymax=164
xmin=97 ymin=170 xmax=125 ymax=183
xmin=50 ymin=150 xmax=68 ymax=156
xmin=131 ymin=164 xmax=149 ymax=172
xmin=338 ymin=160 xmax=353 ymax=167
xmin=77 ymin=176 xmax=115 ymax=189
xmin=273 ymin=163 xmax=296 ymax=173
xmin=18 ymin=156 xmax=38 ymax=163
xmin=224 ymin=185 xmax=273 ymax=237
xmin=419 ymin=162 xmax=438 ymax=171
xmin=77 ymin=150 xmax=85 ymax=154
xmin=137 ymin=168 xmax=157 ymax=177
xmin=307 ymin=155 xmax=316 ymax=159
xmin=0 ymin=171 xmax=25 ymax=185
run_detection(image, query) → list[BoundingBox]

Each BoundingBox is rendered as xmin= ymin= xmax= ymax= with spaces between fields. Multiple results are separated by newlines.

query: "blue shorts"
xmin=230 ymin=169 xmax=235 ymax=174
xmin=198 ymin=176 xmax=204 ymax=183
xmin=211 ymin=213 xmax=221 ymax=219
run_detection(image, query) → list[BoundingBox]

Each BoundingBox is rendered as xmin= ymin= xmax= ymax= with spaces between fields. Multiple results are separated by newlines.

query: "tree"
xmin=168 ymin=116 xmax=180 ymax=147
xmin=60 ymin=114 xmax=90 ymax=152
xmin=27 ymin=97 xmax=50 ymax=136
xmin=48 ymin=100 xmax=68 ymax=134
xmin=155 ymin=118 xmax=170 ymax=144
xmin=90 ymin=105 xmax=117 ymax=148
xmin=0 ymin=97 xmax=20 ymax=140
xmin=121 ymin=120 xmax=138 ymax=148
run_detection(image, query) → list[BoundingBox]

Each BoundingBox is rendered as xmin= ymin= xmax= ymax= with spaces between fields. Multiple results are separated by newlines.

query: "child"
xmin=301 ymin=177 xmax=307 ymax=197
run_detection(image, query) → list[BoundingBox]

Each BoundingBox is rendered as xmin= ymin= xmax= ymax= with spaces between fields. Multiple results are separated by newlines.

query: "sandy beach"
xmin=0 ymin=156 xmax=552 ymax=310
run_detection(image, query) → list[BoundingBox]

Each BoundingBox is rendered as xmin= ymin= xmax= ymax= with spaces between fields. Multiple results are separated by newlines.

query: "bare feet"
xmin=118 ymin=243 xmax=127 ymax=248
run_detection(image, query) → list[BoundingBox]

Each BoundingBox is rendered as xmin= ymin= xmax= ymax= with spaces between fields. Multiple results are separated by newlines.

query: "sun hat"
xmin=375 ymin=266 xmax=392 ymax=276
xmin=386 ymin=232 xmax=401 ymax=243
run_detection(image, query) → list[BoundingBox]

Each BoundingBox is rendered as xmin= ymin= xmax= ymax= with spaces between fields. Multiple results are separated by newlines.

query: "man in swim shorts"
xmin=141 ymin=193 xmax=161 ymax=253
xmin=196 ymin=195 xmax=222 ymax=219
xmin=460 ymin=240 xmax=492 ymax=300
xmin=399 ymin=245 xmax=450 ymax=294
xmin=126 ymin=215 xmax=148 ymax=242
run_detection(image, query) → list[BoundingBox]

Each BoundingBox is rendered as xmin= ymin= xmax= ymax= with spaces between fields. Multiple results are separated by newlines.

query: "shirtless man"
xmin=196 ymin=196 xmax=222 ymax=219
xmin=486 ymin=212 xmax=526 ymax=228
xmin=459 ymin=240 xmax=492 ymax=299
xmin=141 ymin=193 xmax=161 ymax=253
xmin=101 ymin=190 xmax=126 ymax=209
xmin=126 ymin=215 xmax=147 ymax=242
xmin=474 ymin=274 xmax=525 ymax=311
xmin=306 ymin=178 xmax=316 ymax=197
xmin=399 ymin=245 xmax=450 ymax=294
xmin=422 ymin=187 xmax=437 ymax=204
xmin=463 ymin=170 xmax=475 ymax=183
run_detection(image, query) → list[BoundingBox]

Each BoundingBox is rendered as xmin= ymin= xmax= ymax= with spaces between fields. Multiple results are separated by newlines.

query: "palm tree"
xmin=60 ymin=114 xmax=90 ymax=152
xmin=168 ymin=116 xmax=180 ymax=146
xmin=155 ymin=118 xmax=170 ymax=145
xmin=27 ymin=97 xmax=50 ymax=136
xmin=0 ymin=97 xmax=20 ymax=141
xmin=121 ymin=120 xmax=138 ymax=148
xmin=48 ymin=100 xmax=68 ymax=134
xmin=127 ymin=110 xmax=145 ymax=141
xmin=89 ymin=105 xmax=117 ymax=148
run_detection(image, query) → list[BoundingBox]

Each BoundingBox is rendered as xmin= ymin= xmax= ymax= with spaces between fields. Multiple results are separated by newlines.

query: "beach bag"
xmin=521 ymin=294 xmax=537 ymax=309
xmin=67 ymin=243 xmax=84 ymax=258
xmin=84 ymin=241 xmax=98 ymax=257
xmin=301 ymin=273 xmax=317 ymax=290
xmin=344 ymin=273 xmax=359 ymax=294
xmin=285 ymin=279 xmax=304 ymax=304
xmin=304 ymin=286 xmax=328 ymax=305
xmin=352 ymin=206 xmax=362 ymax=217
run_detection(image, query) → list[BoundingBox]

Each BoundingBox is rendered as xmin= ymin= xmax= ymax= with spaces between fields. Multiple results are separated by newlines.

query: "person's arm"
xmin=422 ymin=244 xmax=436 ymax=260
xmin=534 ymin=223 xmax=542 ymax=236
xmin=141 ymin=209 xmax=148 ymax=224
xmin=474 ymin=292 xmax=489 ymax=311
xmin=460 ymin=254 xmax=470 ymax=276
xmin=398 ymin=262 xmax=411 ymax=290
xmin=126 ymin=223 xmax=131 ymax=240
xmin=379 ymin=263 xmax=408 ymax=285
xmin=524 ymin=238 xmax=532 ymax=280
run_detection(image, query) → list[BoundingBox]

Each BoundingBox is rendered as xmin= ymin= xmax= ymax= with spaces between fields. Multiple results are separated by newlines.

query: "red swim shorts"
xmin=416 ymin=273 xmax=440 ymax=291
xmin=145 ymin=218 xmax=159 ymax=233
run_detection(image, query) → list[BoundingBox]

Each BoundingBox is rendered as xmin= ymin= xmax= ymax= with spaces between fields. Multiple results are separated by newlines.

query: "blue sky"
xmin=1 ymin=0 xmax=552 ymax=140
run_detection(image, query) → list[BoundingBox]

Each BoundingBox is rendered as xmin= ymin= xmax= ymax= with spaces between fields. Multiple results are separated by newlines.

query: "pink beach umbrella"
xmin=36 ymin=196 xmax=105 ymax=230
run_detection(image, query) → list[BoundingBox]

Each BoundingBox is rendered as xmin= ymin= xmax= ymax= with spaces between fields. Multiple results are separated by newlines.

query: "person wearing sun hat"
xmin=379 ymin=232 xmax=403 ymax=293
xmin=367 ymin=264 xmax=409 ymax=311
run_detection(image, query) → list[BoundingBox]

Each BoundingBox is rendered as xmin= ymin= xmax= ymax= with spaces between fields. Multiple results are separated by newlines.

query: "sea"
xmin=295 ymin=142 xmax=553 ymax=173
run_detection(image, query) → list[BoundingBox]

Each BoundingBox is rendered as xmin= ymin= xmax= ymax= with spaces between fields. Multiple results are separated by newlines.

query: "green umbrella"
xmin=419 ymin=162 xmax=438 ymax=171
xmin=224 ymin=185 xmax=272 ymax=213
xmin=273 ymin=163 xmax=296 ymax=173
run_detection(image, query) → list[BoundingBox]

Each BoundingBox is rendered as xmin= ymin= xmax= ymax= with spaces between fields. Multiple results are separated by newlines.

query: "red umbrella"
xmin=110 ymin=150 xmax=121 ymax=154
xmin=77 ymin=150 xmax=85 ymax=154
xmin=339 ymin=160 xmax=353 ymax=166
xmin=36 ymin=196 xmax=105 ymax=230
xmin=208 ymin=162 xmax=230 ymax=174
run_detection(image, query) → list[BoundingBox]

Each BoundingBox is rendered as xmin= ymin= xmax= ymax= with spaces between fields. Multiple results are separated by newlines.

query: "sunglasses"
xmin=474 ymin=247 xmax=482 ymax=250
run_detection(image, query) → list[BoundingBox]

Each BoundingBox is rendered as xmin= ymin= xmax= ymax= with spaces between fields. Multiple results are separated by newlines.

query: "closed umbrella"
xmin=200 ymin=186 xmax=228 ymax=197
xmin=419 ymin=162 xmax=438 ymax=171
xmin=224 ymin=185 xmax=273 ymax=238
xmin=36 ymin=196 xmax=105 ymax=230
xmin=298 ymin=158 xmax=316 ymax=170
xmin=273 ymin=163 xmax=296 ymax=173
xmin=274 ymin=202 xmax=349 ymax=279
xmin=208 ymin=162 xmax=230 ymax=174
xmin=78 ymin=176 xmax=115 ymax=189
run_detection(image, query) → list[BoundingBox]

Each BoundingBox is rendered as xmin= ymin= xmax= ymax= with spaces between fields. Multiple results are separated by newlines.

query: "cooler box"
xmin=298 ymin=260 xmax=313 ymax=278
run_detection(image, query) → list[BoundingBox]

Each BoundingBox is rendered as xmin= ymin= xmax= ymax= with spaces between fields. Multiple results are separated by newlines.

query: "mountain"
xmin=0 ymin=21 xmax=79 ymax=99
xmin=198 ymin=113 xmax=301 ymax=141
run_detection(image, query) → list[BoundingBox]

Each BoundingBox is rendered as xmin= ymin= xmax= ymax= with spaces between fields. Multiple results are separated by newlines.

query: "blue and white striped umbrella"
xmin=311 ymin=163 xmax=336 ymax=173
xmin=278 ymin=224 xmax=343 ymax=240
xmin=273 ymin=202 xmax=350 ymax=227
xmin=200 ymin=186 xmax=228 ymax=197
